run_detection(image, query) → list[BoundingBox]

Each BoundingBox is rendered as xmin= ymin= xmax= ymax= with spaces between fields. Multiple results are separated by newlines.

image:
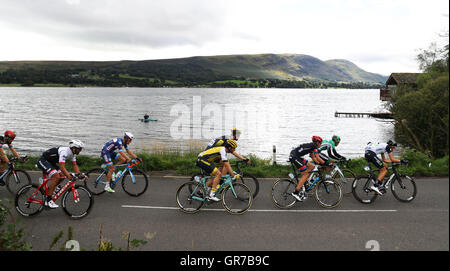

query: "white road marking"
xmin=122 ymin=205 xmax=397 ymax=213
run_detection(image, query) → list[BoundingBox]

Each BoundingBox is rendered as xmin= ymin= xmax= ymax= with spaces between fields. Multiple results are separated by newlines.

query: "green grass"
xmin=10 ymin=148 xmax=449 ymax=178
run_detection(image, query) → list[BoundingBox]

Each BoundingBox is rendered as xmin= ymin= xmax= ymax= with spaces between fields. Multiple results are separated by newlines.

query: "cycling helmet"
xmin=225 ymin=139 xmax=238 ymax=149
xmin=312 ymin=136 xmax=323 ymax=143
xmin=332 ymin=135 xmax=341 ymax=143
xmin=231 ymin=128 xmax=241 ymax=139
xmin=387 ymin=140 xmax=398 ymax=147
xmin=69 ymin=139 xmax=84 ymax=149
xmin=124 ymin=132 xmax=134 ymax=140
xmin=4 ymin=130 xmax=16 ymax=139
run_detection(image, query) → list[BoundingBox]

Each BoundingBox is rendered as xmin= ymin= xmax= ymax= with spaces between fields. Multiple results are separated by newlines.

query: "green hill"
xmin=0 ymin=54 xmax=387 ymax=87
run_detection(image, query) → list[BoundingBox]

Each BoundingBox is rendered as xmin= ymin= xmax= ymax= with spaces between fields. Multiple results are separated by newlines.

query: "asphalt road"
xmin=0 ymin=171 xmax=448 ymax=251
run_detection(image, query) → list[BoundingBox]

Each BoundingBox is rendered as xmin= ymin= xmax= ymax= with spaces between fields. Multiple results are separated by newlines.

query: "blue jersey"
xmin=101 ymin=138 xmax=128 ymax=154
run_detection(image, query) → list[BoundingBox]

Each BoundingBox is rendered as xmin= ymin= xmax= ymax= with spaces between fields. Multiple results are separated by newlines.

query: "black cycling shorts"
xmin=196 ymin=159 xmax=218 ymax=176
xmin=364 ymin=151 xmax=384 ymax=169
xmin=289 ymin=150 xmax=308 ymax=172
xmin=36 ymin=156 xmax=60 ymax=177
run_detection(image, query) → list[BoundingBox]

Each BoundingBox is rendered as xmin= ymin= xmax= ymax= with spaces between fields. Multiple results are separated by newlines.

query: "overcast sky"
xmin=0 ymin=0 xmax=448 ymax=75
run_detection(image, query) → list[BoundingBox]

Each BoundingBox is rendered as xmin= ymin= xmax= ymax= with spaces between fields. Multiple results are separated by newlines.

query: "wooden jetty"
xmin=335 ymin=111 xmax=393 ymax=119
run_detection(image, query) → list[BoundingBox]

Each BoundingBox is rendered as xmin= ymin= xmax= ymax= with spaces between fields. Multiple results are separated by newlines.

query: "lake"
xmin=0 ymin=87 xmax=393 ymax=162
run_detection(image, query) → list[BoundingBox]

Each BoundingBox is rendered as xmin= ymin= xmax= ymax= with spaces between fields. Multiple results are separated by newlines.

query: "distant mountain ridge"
xmin=0 ymin=53 xmax=387 ymax=86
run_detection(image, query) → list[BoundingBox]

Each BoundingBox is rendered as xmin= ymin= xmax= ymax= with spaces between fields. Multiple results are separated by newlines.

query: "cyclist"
xmin=196 ymin=139 xmax=240 ymax=201
xmin=0 ymin=130 xmax=22 ymax=186
xmin=205 ymin=128 xmax=250 ymax=165
xmin=36 ymin=140 xmax=85 ymax=208
xmin=289 ymin=136 xmax=326 ymax=201
xmin=100 ymin=132 xmax=141 ymax=193
xmin=318 ymin=135 xmax=346 ymax=177
xmin=364 ymin=140 xmax=406 ymax=195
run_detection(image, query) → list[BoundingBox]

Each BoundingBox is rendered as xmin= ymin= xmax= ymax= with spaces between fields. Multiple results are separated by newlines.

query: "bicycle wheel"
xmin=62 ymin=185 xmax=94 ymax=219
xmin=15 ymin=184 xmax=45 ymax=217
xmin=352 ymin=175 xmax=378 ymax=204
xmin=121 ymin=169 xmax=149 ymax=197
xmin=176 ymin=181 xmax=205 ymax=214
xmin=271 ymin=179 xmax=297 ymax=209
xmin=85 ymin=168 xmax=107 ymax=195
xmin=332 ymin=169 xmax=355 ymax=196
xmin=391 ymin=175 xmax=417 ymax=202
xmin=314 ymin=179 xmax=343 ymax=208
xmin=222 ymin=183 xmax=253 ymax=214
xmin=235 ymin=174 xmax=259 ymax=199
xmin=6 ymin=169 xmax=32 ymax=195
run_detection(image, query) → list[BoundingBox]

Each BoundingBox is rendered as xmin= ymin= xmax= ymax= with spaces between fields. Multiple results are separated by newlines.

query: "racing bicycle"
xmin=176 ymin=173 xmax=253 ymax=215
xmin=15 ymin=173 xmax=93 ymax=219
xmin=84 ymin=159 xmax=149 ymax=197
xmin=190 ymin=159 xmax=259 ymax=199
xmin=0 ymin=156 xmax=31 ymax=195
xmin=352 ymin=162 xmax=417 ymax=204
xmin=271 ymin=160 xmax=343 ymax=209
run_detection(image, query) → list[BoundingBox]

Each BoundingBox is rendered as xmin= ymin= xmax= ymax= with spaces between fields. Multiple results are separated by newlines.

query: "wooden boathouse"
xmin=380 ymin=73 xmax=421 ymax=101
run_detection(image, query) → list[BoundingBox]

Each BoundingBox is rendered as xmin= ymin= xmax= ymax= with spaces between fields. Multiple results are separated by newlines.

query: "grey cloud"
xmin=1 ymin=0 xmax=230 ymax=49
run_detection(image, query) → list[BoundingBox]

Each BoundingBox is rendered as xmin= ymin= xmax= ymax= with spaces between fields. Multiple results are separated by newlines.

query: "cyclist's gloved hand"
xmin=234 ymin=174 xmax=241 ymax=180
xmin=136 ymin=157 xmax=143 ymax=163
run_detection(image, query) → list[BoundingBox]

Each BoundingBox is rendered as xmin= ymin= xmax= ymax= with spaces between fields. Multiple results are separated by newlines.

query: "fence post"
xmin=272 ymin=145 xmax=277 ymax=165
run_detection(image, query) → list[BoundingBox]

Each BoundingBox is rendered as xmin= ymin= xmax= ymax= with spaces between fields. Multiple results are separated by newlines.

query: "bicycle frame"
xmin=26 ymin=175 xmax=78 ymax=206
xmin=288 ymin=162 xmax=331 ymax=193
xmin=363 ymin=163 xmax=404 ymax=191
xmin=192 ymin=174 xmax=236 ymax=202
xmin=99 ymin=161 xmax=140 ymax=186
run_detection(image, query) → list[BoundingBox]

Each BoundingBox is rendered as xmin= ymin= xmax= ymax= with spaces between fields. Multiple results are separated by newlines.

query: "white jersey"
xmin=365 ymin=143 xmax=392 ymax=155
xmin=58 ymin=147 xmax=77 ymax=163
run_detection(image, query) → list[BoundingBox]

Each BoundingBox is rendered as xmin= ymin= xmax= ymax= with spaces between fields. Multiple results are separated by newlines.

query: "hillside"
xmin=0 ymin=54 xmax=387 ymax=88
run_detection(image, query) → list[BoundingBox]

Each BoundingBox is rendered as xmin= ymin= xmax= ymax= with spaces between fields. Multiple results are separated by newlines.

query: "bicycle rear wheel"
xmin=62 ymin=185 xmax=94 ymax=219
xmin=352 ymin=175 xmax=378 ymax=204
xmin=6 ymin=169 xmax=32 ymax=195
xmin=176 ymin=181 xmax=205 ymax=214
xmin=85 ymin=168 xmax=107 ymax=195
xmin=15 ymin=184 xmax=45 ymax=217
xmin=271 ymin=179 xmax=297 ymax=209
xmin=122 ymin=169 xmax=149 ymax=197
xmin=235 ymin=174 xmax=259 ymax=199
xmin=222 ymin=183 xmax=253 ymax=214
xmin=332 ymin=169 xmax=355 ymax=196
xmin=314 ymin=179 xmax=343 ymax=208
xmin=391 ymin=175 xmax=417 ymax=202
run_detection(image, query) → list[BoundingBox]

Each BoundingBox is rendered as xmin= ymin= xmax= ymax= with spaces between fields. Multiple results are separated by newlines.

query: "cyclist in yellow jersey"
xmin=196 ymin=139 xmax=240 ymax=201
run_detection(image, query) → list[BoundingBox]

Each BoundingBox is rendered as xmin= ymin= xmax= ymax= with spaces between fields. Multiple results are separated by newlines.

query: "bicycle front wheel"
xmin=122 ymin=169 xmax=149 ymax=197
xmin=15 ymin=184 xmax=45 ymax=217
xmin=391 ymin=175 xmax=417 ymax=202
xmin=85 ymin=168 xmax=107 ymax=195
xmin=332 ymin=169 xmax=355 ymax=196
xmin=235 ymin=174 xmax=260 ymax=199
xmin=222 ymin=183 xmax=253 ymax=214
xmin=271 ymin=179 xmax=297 ymax=209
xmin=314 ymin=179 xmax=343 ymax=208
xmin=176 ymin=181 xmax=205 ymax=214
xmin=62 ymin=185 xmax=94 ymax=219
xmin=352 ymin=175 xmax=378 ymax=204
xmin=6 ymin=169 xmax=32 ymax=195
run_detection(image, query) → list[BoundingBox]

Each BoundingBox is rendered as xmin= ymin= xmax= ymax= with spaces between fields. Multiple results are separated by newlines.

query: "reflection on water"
xmin=0 ymin=87 xmax=393 ymax=162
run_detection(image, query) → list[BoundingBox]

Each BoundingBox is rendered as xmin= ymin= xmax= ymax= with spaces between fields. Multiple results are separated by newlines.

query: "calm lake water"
xmin=0 ymin=87 xmax=393 ymax=162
